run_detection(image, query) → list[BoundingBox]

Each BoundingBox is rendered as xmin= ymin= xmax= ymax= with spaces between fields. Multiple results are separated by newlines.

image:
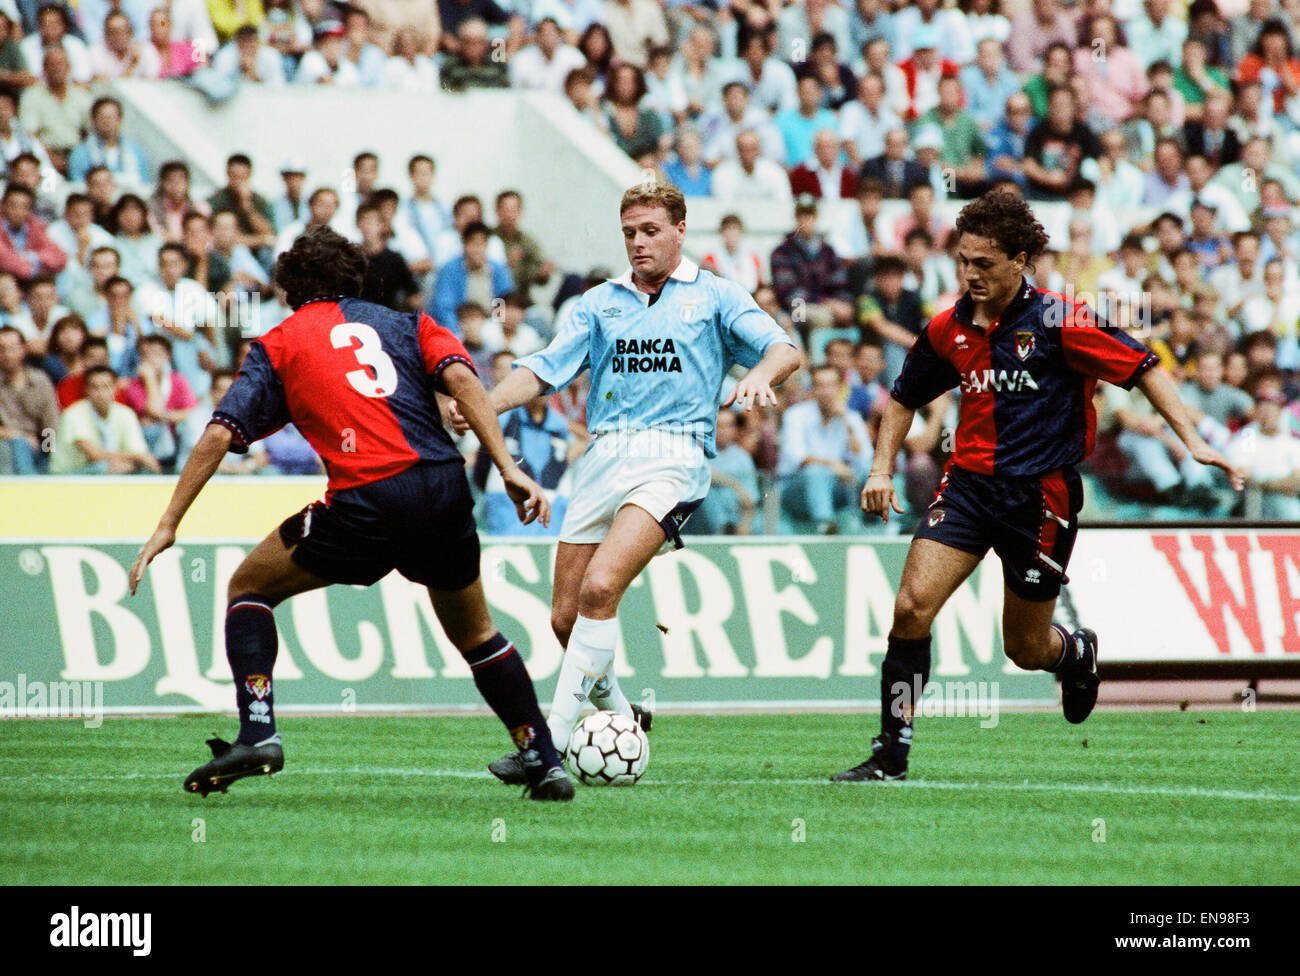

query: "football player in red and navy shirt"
xmin=129 ymin=227 xmax=575 ymax=801
xmin=832 ymin=192 xmax=1244 ymax=783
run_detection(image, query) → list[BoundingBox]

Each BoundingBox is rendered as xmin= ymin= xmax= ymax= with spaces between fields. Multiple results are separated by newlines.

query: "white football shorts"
xmin=559 ymin=428 xmax=711 ymax=551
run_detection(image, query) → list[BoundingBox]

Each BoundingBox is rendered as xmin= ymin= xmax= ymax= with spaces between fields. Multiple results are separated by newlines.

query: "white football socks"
xmin=590 ymin=668 xmax=633 ymax=718
xmin=547 ymin=615 xmax=620 ymax=749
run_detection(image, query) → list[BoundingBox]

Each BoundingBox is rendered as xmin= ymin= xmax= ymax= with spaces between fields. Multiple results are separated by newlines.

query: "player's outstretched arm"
xmin=861 ymin=396 xmax=912 ymax=523
xmin=1137 ymin=367 xmax=1245 ymax=491
xmin=129 ymin=423 xmax=232 ymax=595
xmin=722 ymin=342 xmax=802 ymax=410
xmin=442 ymin=362 xmax=550 ymax=527
xmin=448 ymin=364 xmax=546 ymax=435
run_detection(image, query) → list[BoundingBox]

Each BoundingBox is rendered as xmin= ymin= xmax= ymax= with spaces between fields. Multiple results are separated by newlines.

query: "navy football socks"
xmin=880 ymin=635 xmax=932 ymax=764
xmin=226 ymin=596 xmax=279 ymax=746
xmin=463 ymin=633 xmax=563 ymax=776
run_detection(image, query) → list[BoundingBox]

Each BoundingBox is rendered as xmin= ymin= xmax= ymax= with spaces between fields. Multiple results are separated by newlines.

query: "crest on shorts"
xmin=245 ymin=675 xmax=272 ymax=701
xmin=928 ymin=508 xmax=946 ymax=528
xmin=1016 ymin=330 xmax=1035 ymax=360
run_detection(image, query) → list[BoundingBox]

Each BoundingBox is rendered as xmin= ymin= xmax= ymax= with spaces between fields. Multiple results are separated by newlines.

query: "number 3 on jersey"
xmin=331 ymin=322 xmax=399 ymax=398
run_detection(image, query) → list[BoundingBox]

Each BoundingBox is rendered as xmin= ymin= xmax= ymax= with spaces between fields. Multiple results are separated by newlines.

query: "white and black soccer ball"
xmin=566 ymin=710 xmax=649 ymax=786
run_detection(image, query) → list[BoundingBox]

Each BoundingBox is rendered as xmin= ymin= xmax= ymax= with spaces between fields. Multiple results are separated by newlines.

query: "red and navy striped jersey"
xmin=212 ymin=297 xmax=473 ymax=495
xmin=892 ymin=280 xmax=1159 ymax=478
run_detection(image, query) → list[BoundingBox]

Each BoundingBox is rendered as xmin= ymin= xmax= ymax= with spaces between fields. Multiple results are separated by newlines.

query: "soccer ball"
xmin=566 ymin=710 xmax=649 ymax=786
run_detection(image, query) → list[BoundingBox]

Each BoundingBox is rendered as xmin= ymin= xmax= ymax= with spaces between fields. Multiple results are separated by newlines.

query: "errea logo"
xmin=961 ymin=369 xmax=1040 ymax=394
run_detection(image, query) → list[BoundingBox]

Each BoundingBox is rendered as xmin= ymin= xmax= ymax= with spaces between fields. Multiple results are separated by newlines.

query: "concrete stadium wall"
xmin=113 ymin=81 xmax=644 ymax=272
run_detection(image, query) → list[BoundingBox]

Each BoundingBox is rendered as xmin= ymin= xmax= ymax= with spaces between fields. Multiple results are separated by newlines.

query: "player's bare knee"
xmin=892 ymin=590 xmax=935 ymax=637
xmin=577 ymin=573 xmax=621 ymax=617
xmin=551 ymin=609 xmax=576 ymax=647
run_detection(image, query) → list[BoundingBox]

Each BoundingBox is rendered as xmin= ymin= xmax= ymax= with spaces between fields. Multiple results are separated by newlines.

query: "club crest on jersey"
xmin=679 ymin=300 xmax=706 ymax=322
xmin=245 ymin=675 xmax=272 ymax=701
xmin=1016 ymin=331 xmax=1035 ymax=360
xmin=928 ymin=508 xmax=946 ymax=528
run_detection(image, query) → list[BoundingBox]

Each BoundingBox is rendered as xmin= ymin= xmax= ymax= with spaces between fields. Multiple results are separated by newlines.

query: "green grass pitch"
xmin=4 ymin=711 xmax=1298 ymax=885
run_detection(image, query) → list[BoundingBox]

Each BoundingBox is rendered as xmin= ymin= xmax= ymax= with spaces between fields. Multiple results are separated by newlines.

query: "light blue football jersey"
xmin=517 ymin=258 xmax=794 ymax=458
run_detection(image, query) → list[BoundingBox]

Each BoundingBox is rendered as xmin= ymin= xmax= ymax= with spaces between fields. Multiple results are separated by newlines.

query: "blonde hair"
xmin=620 ymin=181 xmax=686 ymax=225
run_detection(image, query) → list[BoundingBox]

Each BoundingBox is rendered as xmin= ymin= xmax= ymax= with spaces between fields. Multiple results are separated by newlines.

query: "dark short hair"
xmin=408 ymin=154 xmax=434 ymax=172
xmin=104 ymin=275 xmax=132 ymax=293
xmin=64 ymin=192 xmax=91 ymax=210
xmin=158 ymin=242 xmax=188 ymax=263
xmin=353 ymin=151 xmax=378 ymax=169
xmin=461 ymin=220 xmax=490 ymax=242
xmin=952 ymin=190 xmax=1050 ymax=262
xmin=496 ymin=189 xmax=521 ymax=208
xmin=457 ymin=301 xmax=488 ymax=318
xmin=85 ymin=364 xmax=117 ymax=384
xmin=369 ymin=187 xmax=399 ymax=207
xmin=226 ymin=153 xmax=253 ymax=170
xmin=272 ymin=225 xmax=367 ymax=309
xmin=159 ymin=160 xmax=190 ymax=181
xmin=874 ymin=254 xmax=908 ymax=277
xmin=2 ymin=183 xmax=33 ymax=203
xmin=138 ymin=332 xmax=173 ymax=355
xmin=91 ymin=95 xmax=122 ymax=118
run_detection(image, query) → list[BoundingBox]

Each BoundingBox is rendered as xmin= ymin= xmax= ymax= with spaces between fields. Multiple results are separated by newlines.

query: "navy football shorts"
xmin=279 ymin=460 xmax=480 ymax=591
xmin=912 ymin=464 xmax=1084 ymax=602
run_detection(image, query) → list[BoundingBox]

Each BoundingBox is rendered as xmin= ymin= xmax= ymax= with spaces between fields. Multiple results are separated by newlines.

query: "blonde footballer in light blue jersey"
xmin=452 ymin=182 xmax=801 ymax=781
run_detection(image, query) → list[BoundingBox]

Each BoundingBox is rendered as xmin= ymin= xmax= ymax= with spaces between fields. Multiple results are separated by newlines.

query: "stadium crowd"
xmin=0 ymin=0 xmax=1298 ymax=529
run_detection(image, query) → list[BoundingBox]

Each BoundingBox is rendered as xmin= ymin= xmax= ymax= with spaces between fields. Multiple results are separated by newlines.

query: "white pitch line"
xmin=7 ymin=767 xmax=1300 ymax=804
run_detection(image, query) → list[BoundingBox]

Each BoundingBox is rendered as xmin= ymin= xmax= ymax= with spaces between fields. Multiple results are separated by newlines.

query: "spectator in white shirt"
xmin=402 ymin=153 xmax=452 ymax=263
xmin=700 ymin=213 xmax=764 ymax=294
xmin=510 ymin=16 xmax=585 ymax=92
xmin=891 ymin=0 xmax=974 ymax=64
xmin=1227 ymin=377 xmax=1300 ymax=519
xmin=296 ymin=19 xmax=360 ymax=85
xmin=88 ymin=10 xmax=162 ymax=80
xmin=839 ymin=72 xmax=903 ymax=170
xmin=778 ymin=362 xmax=872 ymax=533
xmin=530 ymin=0 xmax=606 ymax=41
xmin=386 ymin=25 xmax=440 ymax=91
xmin=47 ymin=192 xmax=115 ymax=271
xmin=712 ymin=129 xmax=794 ymax=202
xmin=22 ymin=3 xmax=93 ymax=83
xmin=699 ymin=80 xmax=786 ymax=166
xmin=275 ymin=186 xmax=339 ymax=257
xmin=210 ymin=23 xmax=287 ymax=85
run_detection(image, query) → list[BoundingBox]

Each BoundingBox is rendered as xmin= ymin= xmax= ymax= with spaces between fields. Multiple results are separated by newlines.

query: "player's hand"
xmin=1190 ymin=441 xmax=1245 ymax=491
xmin=446 ymin=399 xmax=471 ymax=435
xmin=129 ymin=524 xmax=175 ymax=595
xmin=502 ymin=467 xmax=550 ymax=527
xmin=860 ymin=472 xmax=904 ymax=523
xmin=722 ymin=375 xmax=778 ymax=411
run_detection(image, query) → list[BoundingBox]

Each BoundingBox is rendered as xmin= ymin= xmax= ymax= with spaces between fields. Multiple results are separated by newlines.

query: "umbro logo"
xmin=574 ymin=693 xmax=587 ymax=702
xmin=955 ymin=334 xmax=967 ymax=344
xmin=1025 ymin=568 xmax=1041 ymax=583
xmin=603 ymin=307 xmax=622 ymax=317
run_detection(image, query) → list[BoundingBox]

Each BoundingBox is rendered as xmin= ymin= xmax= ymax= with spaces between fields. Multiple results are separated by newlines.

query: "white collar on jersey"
xmin=610 ymin=257 xmax=701 ymax=301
